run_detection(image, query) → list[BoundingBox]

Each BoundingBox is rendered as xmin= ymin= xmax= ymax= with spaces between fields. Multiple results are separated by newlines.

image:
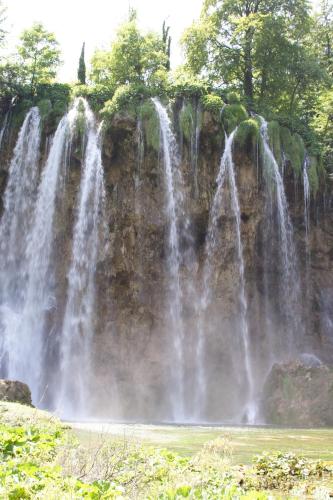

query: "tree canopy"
xmin=17 ymin=23 xmax=61 ymax=94
xmin=90 ymin=11 xmax=168 ymax=90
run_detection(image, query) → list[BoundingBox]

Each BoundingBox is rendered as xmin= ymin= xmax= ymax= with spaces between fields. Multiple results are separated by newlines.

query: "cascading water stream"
xmin=152 ymin=97 xmax=186 ymax=420
xmin=303 ymin=156 xmax=310 ymax=238
xmin=0 ymin=107 xmax=41 ymax=374
xmin=196 ymin=130 xmax=255 ymax=422
xmin=0 ymin=101 xmax=81 ymax=402
xmin=56 ymin=102 xmax=106 ymax=418
xmin=260 ymin=117 xmax=302 ymax=356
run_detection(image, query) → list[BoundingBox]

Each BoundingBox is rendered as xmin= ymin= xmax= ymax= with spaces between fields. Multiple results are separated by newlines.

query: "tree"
xmin=90 ymin=12 xmax=167 ymax=89
xmin=17 ymin=22 xmax=61 ymax=95
xmin=78 ymin=42 xmax=86 ymax=84
xmin=0 ymin=1 xmax=6 ymax=48
xmin=313 ymin=0 xmax=333 ymax=76
xmin=182 ymin=0 xmax=313 ymax=108
xmin=162 ymin=21 xmax=171 ymax=71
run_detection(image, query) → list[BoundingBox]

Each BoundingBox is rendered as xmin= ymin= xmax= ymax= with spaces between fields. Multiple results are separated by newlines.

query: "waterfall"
xmin=0 ymin=101 xmax=80 ymax=403
xmin=303 ymin=156 xmax=310 ymax=237
xmin=152 ymin=98 xmax=186 ymax=421
xmin=197 ymin=130 xmax=254 ymax=421
xmin=56 ymin=102 xmax=106 ymax=418
xmin=0 ymin=107 xmax=41 ymax=375
xmin=260 ymin=117 xmax=302 ymax=356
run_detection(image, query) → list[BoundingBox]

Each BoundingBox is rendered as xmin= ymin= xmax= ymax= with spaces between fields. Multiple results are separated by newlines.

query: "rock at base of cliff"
xmin=0 ymin=379 xmax=33 ymax=406
xmin=262 ymin=361 xmax=333 ymax=427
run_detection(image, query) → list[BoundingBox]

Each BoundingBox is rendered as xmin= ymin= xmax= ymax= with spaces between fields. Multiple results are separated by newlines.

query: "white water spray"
xmin=0 ymin=108 xmax=41 ymax=375
xmin=0 ymin=102 xmax=80 ymax=401
xmin=260 ymin=117 xmax=302 ymax=355
xmin=152 ymin=97 xmax=186 ymax=420
xmin=197 ymin=130 xmax=255 ymax=421
xmin=57 ymin=102 xmax=106 ymax=418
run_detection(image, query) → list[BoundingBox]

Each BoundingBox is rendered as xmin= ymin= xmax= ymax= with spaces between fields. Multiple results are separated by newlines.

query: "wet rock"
xmin=262 ymin=361 xmax=333 ymax=426
xmin=0 ymin=379 xmax=33 ymax=406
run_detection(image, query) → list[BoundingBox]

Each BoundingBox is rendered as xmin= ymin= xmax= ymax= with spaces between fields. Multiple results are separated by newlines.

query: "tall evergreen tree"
xmin=78 ymin=42 xmax=86 ymax=85
xmin=162 ymin=21 xmax=171 ymax=71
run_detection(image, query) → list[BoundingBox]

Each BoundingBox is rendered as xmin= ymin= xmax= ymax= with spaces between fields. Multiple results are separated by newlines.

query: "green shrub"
xmin=235 ymin=118 xmax=260 ymax=147
xmin=222 ymin=104 xmax=248 ymax=134
xmin=250 ymin=452 xmax=329 ymax=492
xmin=101 ymin=83 xmax=150 ymax=121
xmin=71 ymin=83 xmax=113 ymax=112
xmin=169 ymin=73 xmax=208 ymax=98
xmin=201 ymin=94 xmax=224 ymax=114
xmin=35 ymin=83 xmax=71 ymax=106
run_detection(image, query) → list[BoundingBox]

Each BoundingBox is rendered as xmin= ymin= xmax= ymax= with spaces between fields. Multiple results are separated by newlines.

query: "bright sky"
xmin=4 ymin=0 xmax=203 ymax=82
xmin=4 ymin=0 xmax=321 ymax=83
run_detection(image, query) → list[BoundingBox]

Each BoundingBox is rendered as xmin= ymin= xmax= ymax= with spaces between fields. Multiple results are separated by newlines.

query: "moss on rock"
xmin=222 ymin=104 xmax=248 ymax=134
xmin=140 ymin=100 xmax=160 ymax=152
xmin=200 ymin=94 xmax=224 ymax=115
xmin=280 ymin=127 xmax=305 ymax=176
xmin=179 ymin=101 xmax=195 ymax=141
xmin=235 ymin=118 xmax=260 ymax=148
xmin=308 ymin=156 xmax=319 ymax=195
xmin=267 ymin=121 xmax=282 ymax=166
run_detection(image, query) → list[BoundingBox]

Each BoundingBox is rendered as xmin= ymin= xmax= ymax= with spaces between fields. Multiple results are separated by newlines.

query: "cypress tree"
xmin=78 ymin=42 xmax=86 ymax=85
xmin=162 ymin=21 xmax=171 ymax=71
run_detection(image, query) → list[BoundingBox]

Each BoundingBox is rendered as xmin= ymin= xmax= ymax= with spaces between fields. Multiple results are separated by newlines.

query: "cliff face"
xmin=0 ymin=103 xmax=332 ymax=423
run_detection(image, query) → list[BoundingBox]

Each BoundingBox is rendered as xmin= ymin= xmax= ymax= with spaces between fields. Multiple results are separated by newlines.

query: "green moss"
xmin=37 ymin=98 xmax=52 ymax=121
xmin=280 ymin=127 xmax=305 ymax=176
xmin=139 ymin=100 xmax=160 ymax=152
xmin=200 ymin=94 xmax=224 ymax=115
xmin=282 ymin=375 xmax=294 ymax=400
xmin=308 ymin=157 xmax=319 ymax=195
xmin=235 ymin=118 xmax=259 ymax=147
xmin=227 ymin=92 xmax=241 ymax=104
xmin=11 ymin=99 xmax=34 ymax=128
xmin=267 ymin=121 xmax=282 ymax=166
xmin=179 ymin=101 xmax=195 ymax=141
xmin=222 ymin=103 xmax=248 ymax=134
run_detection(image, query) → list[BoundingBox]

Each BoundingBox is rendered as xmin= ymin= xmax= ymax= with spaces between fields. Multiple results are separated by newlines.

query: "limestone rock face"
xmin=0 ymin=379 xmax=32 ymax=406
xmin=0 ymin=104 xmax=332 ymax=422
xmin=262 ymin=362 xmax=333 ymax=426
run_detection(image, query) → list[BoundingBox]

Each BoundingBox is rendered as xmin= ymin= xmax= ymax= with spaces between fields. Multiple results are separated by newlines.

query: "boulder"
xmin=262 ymin=361 xmax=333 ymax=426
xmin=0 ymin=379 xmax=33 ymax=406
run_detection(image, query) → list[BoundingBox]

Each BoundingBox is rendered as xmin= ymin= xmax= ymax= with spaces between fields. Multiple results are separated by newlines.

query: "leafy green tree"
xmin=90 ymin=12 xmax=167 ymax=89
xmin=17 ymin=22 xmax=61 ymax=95
xmin=182 ymin=0 xmax=313 ymax=108
xmin=78 ymin=42 xmax=86 ymax=84
xmin=0 ymin=1 xmax=6 ymax=48
xmin=313 ymin=0 xmax=333 ymax=76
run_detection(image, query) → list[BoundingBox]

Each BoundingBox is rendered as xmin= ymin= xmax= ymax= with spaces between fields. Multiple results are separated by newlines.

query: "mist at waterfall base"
xmin=0 ymin=100 xmax=323 ymax=424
